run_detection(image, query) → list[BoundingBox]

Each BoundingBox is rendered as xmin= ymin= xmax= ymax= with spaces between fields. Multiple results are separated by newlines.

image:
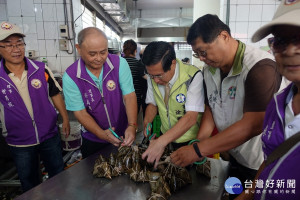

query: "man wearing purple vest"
xmin=63 ymin=27 xmax=137 ymax=158
xmin=0 ymin=22 xmax=70 ymax=192
xmin=236 ymin=1 xmax=300 ymax=199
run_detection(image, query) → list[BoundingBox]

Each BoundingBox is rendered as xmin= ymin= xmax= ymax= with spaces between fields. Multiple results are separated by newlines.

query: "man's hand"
xmin=122 ymin=126 xmax=136 ymax=146
xmin=142 ymin=138 xmax=166 ymax=168
xmin=105 ymin=127 xmax=123 ymax=146
xmin=50 ymin=93 xmax=70 ymax=138
xmin=170 ymin=144 xmax=200 ymax=167
xmin=123 ymin=92 xmax=137 ymax=145
xmin=62 ymin=119 xmax=70 ymax=138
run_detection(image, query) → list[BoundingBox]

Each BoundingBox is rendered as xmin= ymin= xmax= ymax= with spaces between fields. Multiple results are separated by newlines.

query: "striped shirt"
xmin=124 ymin=56 xmax=146 ymax=107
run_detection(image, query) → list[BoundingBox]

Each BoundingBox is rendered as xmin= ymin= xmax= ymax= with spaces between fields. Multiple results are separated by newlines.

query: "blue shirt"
xmin=63 ymin=57 xmax=134 ymax=111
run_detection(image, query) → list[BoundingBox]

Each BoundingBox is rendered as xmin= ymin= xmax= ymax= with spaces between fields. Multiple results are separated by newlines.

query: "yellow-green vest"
xmin=152 ymin=59 xmax=202 ymax=143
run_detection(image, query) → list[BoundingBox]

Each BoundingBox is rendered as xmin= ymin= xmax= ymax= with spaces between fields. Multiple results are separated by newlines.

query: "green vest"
xmin=152 ymin=59 xmax=202 ymax=143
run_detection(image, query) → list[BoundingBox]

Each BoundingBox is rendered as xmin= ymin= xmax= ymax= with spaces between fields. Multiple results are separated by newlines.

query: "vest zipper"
xmin=32 ymin=119 xmax=39 ymax=143
xmin=165 ymin=82 xmax=185 ymax=129
xmin=166 ymin=105 xmax=171 ymax=129
xmin=27 ymin=70 xmax=40 ymax=144
xmin=98 ymin=86 xmax=113 ymax=128
xmin=165 ymin=85 xmax=172 ymax=129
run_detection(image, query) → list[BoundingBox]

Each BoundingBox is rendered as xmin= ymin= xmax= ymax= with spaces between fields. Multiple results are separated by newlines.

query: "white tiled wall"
xmin=224 ymin=0 xmax=281 ymax=48
xmin=0 ymin=2 xmax=8 ymax=21
xmin=21 ymin=0 xmax=35 ymax=17
xmin=1 ymin=0 xmax=282 ymax=72
xmin=7 ymin=0 xmax=22 ymax=17
xmin=1 ymin=0 xmax=77 ymax=74
xmin=175 ymin=50 xmax=192 ymax=64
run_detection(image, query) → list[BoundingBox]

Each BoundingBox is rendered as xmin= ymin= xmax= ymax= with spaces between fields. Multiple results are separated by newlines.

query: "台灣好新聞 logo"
xmin=224 ymin=177 xmax=243 ymax=194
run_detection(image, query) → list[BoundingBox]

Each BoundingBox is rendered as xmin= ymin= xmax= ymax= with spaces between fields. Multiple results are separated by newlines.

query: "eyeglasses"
xmin=147 ymin=72 xmax=166 ymax=79
xmin=192 ymin=34 xmax=222 ymax=58
xmin=268 ymin=36 xmax=300 ymax=53
xmin=0 ymin=42 xmax=26 ymax=52
xmin=192 ymin=50 xmax=207 ymax=58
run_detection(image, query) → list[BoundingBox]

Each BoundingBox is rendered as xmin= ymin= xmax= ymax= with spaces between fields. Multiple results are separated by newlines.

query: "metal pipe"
xmin=0 ymin=180 xmax=21 ymax=187
xmin=70 ymin=0 xmax=77 ymax=60
xmin=95 ymin=0 xmax=118 ymax=2
xmin=226 ymin=0 xmax=230 ymax=26
xmin=85 ymin=0 xmax=123 ymax=35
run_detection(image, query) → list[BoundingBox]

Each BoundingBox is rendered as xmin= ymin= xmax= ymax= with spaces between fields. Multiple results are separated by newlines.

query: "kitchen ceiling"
xmin=95 ymin=0 xmax=193 ymax=39
xmin=125 ymin=0 xmax=193 ymax=10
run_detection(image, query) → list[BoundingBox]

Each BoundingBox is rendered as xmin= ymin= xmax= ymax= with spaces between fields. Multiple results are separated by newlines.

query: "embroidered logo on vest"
xmin=176 ymin=93 xmax=186 ymax=103
xmin=106 ymin=80 xmax=116 ymax=91
xmin=31 ymin=79 xmax=42 ymax=89
xmin=228 ymin=86 xmax=237 ymax=99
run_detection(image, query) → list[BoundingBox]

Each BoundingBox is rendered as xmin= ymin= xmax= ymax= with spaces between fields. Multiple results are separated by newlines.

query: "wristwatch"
xmin=193 ymin=142 xmax=202 ymax=158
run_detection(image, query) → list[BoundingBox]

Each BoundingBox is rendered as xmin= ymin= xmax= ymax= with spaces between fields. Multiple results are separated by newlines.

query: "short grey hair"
xmin=77 ymin=27 xmax=107 ymax=45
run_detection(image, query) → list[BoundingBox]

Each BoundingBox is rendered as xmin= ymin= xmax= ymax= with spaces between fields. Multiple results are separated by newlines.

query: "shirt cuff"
xmin=185 ymin=105 xmax=205 ymax=112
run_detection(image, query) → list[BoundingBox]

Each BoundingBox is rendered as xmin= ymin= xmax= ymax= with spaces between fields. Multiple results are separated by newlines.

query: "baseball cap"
xmin=0 ymin=21 xmax=25 ymax=41
xmin=252 ymin=0 xmax=300 ymax=42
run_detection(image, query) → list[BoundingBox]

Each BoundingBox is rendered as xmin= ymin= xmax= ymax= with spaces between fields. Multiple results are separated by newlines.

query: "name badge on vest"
xmin=106 ymin=80 xmax=116 ymax=91
xmin=176 ymin=93 xmax=186 ymax=103
xmin=31 ymin=79 xmax=42 ymax=89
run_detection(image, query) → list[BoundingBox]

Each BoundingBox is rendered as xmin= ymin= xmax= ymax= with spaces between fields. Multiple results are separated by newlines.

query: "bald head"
xmin=77 ymin=27 xmax=107 ymax=46
xmin=75 ymin=27 xmax=109 ymax=72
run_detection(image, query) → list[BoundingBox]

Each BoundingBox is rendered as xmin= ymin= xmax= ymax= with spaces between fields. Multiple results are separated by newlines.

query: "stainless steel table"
xmin=15 ymin=145 xmax=218 ymax=200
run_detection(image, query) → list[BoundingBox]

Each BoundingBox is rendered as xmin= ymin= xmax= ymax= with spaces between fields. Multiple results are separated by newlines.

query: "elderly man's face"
xmin=146 ymin=60 xmax=176 ymax=86
xmin=271 ymin=25 xmax=300 ymax=84
xmin=0 ymin=35 xmax=25 ymax=65
xmin=76 ymin=33 xmax=108 ymax=71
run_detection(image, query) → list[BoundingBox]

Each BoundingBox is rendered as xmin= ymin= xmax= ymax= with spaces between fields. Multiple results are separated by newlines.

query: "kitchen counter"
xmin=15 ymin=144 xmax=223 ymax=200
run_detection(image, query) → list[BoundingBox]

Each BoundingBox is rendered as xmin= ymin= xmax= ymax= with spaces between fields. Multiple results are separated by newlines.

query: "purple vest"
xmin=0 ymin=58 xmax=58 ymax=146
xmin=255 ymin=83 xmax=300 ymax=200
xmin=66 ymin=54 xmax=127 ymax=143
